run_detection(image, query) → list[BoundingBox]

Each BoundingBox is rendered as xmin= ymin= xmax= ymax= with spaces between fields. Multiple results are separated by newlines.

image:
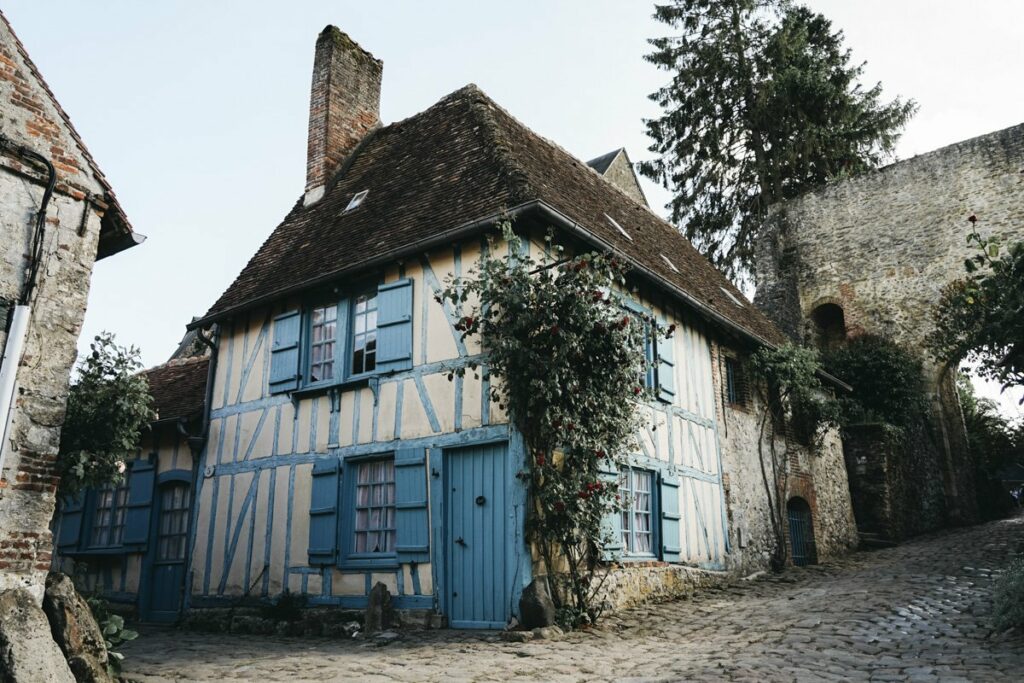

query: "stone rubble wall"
xmin=0 ymin=15 xmax=108 ymax=602
xmin=754 ymin=122 xmax=1024 ymax=530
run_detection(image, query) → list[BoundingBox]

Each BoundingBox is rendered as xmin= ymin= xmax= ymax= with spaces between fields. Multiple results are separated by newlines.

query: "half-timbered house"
xmin=55 ymin=26 xmax=858 ymax=628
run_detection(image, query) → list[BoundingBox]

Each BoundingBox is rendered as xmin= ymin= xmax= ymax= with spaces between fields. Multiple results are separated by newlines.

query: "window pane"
xmin=353 ymin=457 xmax=396 ymax=555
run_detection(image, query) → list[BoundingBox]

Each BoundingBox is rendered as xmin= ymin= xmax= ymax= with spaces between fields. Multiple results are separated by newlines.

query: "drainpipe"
xmin=0 ymin=134 xmax=57 ymax=475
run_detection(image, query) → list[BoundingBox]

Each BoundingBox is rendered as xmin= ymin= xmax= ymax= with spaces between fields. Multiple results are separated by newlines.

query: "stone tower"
xmin=755 ymin=121 xmax=1024 ymax=533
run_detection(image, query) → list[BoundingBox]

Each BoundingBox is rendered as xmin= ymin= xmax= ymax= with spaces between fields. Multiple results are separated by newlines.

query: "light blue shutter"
xmin=394 ymin=447 xmax=429 ymax=562
xmin=622 ymin=299 xmax=655 ymax=389
xmin=308 ymin=458 xmax=340 ymax=566
xmin=376 ymin=279 xmax=414 ymax=374
xmin=598 ymin=459 xmax=623 ymax=561
xmin=56 ymin=494 xmax=85 ymax=550
xmin=656 ymin=323 xmax=677 ymax=404
xmin=123 ymin=459 xmax=155 ymax=547
xmin=659 ymin=472 xmax=682 ymax=563
xmin=269 ymin=310 xmax=302 ymax=394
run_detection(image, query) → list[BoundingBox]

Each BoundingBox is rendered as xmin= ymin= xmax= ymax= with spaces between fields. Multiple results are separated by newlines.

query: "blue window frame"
xmin=340 ymin=454 xmax=398 ymax=568
xmin=89 ymin=481 xmax=129 ymax=548
xmin=349 ymin=290 xmax=379 ymax=377
xmin=619 ymin=466 xmax=656 ymax=557
xmin=308 ymin=303 xmax=338 ymax=384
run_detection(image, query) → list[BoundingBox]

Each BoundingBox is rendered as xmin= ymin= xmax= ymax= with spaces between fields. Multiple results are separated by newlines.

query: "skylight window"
xmin=660 ymin=254 xmax=679 ymax=273
xmin=604 ymin=213 xmax=632 ymax=241
xmin=344 ymin=190 xmax=369 ymax=213
xmin=720 ymin=286 xmax=745 ymax=307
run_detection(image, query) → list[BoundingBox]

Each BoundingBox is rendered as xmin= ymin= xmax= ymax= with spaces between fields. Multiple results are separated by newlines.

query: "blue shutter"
xmin=659 ymin=472 xmax=682 ymax=563
xmin=656 ymin=323 xmax=677 ymax=404
xmin=376 ymin=279 xmax=414 ymax=374
xmin=622 ymin=299 xmax=655 ymax=389
xmin=56 ymin=494 xmax=85 ymax=550
xmin=394 ymin=447 xmax=429 ymax=562
xmin=123 ymin=459 xmax=155 ymax=547
xmin=269 ymin=310 xmax=302 ymax=394
xmin=598 ymin=459 xmax=623 ymax=561
xmin=308 ymin=458 xmax=341 ymax=566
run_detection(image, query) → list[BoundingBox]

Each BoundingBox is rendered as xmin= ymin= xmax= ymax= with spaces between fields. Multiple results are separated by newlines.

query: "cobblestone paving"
xmin=124 ymin=516 xmax=1024 ymax=682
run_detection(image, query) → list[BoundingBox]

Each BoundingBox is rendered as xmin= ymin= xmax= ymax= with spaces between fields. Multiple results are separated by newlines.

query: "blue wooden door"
xmin=146 ymin=482 xmax=190 ymax=621
xmin=445 ymin=442 xmax=512 ymax=629
xmin=787 ymin=497 xmax=816 ymax=567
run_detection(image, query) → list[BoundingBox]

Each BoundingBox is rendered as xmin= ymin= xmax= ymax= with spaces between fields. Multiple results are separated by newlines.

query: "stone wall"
xmin=843 ymin=423 xmax=948 ymax=540
xmin=0 ymin=14 xmax=116 ymax=602
xmin=710 ymin=341 xmax=859 ymax=576
xmin=754 ymin=122 xmax=1024 ymax=529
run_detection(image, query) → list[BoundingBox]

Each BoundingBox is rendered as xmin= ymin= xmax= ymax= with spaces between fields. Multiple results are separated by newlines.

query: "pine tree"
xmin=642 ymin=0 xmax=917 ymax=279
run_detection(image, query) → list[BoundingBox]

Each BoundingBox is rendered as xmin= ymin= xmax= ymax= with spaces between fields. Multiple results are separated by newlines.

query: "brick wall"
xmin=0 ymin=14 xmax=110 ymax=602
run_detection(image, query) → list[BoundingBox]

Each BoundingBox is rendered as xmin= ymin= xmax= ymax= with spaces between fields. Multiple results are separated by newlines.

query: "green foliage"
xmin=85 ymin=594 xmax=138 ymax=676
xmin=929 ymin=230 xmax=1024 ymax=396
xmin=749 ymin=344 xmax=841 ymax=447
xmin=993 ymin=555 xmax=1024 ymax=631
xmin=58 ymin=333 xmax=155 ymax=496
xmin=747 ymin=344 xmax=840 ymax=569
xmin=957 ymin=375 xmax=1021 ymax=520
xmin=642 ymin=0 xmax=916 ymax=278
xmin=822 ymin=334 xmax=929 ymax=429
xmin=441 ymin=222 xmax=653 ymax=626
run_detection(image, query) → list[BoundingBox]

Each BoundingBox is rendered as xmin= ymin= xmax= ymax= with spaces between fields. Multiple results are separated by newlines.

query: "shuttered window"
xmin=619 ymin=467 xmax=655 ymax=556
xmin=353 ymin=458 xmax=395 ymax=554
xmin=268 ymin=278 xmax=414 ymax=395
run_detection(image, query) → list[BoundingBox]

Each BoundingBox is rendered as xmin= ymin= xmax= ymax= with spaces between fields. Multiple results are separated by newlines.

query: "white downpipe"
xmin=0 ymin=304 xmax=30 ymax=475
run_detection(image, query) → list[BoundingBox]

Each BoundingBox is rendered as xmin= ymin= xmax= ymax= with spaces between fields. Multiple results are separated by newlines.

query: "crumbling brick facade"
xmin=0 ymin=11 xmax=137 ymax=602
xmin=755 ymin=122 xmax=1024 ymax=534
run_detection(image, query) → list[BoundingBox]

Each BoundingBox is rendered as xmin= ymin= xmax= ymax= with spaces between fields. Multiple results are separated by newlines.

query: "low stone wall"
xmin=596 ymin=561 xmax=730 ymax=613
xmin=181 ymin=605 xmax=442 ymax=636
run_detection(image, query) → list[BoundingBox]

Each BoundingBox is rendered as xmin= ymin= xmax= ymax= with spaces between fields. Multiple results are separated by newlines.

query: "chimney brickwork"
xmin=305 ymin=26 xmax=382 ymax=196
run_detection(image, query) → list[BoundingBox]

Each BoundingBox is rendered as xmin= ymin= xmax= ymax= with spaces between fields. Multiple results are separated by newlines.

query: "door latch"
xmin=455 ymin=537 xmax=467 ymax=547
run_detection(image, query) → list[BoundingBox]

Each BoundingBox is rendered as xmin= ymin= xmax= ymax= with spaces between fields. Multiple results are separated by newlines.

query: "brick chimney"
xmin=304 ymin=26 xmax=382 ymax=204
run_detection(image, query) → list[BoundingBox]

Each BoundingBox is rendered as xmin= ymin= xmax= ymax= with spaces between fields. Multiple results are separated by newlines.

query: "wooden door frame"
xmin=139 ymin=469 xmax=192 ymax=622
xmin=428 ymin=430 xmax=531 ymax=628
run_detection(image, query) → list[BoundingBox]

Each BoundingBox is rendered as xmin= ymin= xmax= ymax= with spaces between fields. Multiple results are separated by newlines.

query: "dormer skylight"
xmin=605 ymin=213 xmax=632 ymax=241
xmin=720 ymin=286 xmax=745 ymax=307
xmin=344 ymin=189 xmax=369 ymax=213
xmin=660 ymin=254 xmax=679 ymax=273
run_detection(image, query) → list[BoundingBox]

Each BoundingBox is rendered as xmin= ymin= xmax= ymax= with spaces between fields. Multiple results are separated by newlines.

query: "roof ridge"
xmin=455 ymin=84 xmax=533 ymax=204
xmin=142 ymin=355 xmax=209 ymax=375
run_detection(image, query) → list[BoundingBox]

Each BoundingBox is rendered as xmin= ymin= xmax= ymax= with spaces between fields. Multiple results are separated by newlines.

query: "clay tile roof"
xmin=142 ymin=357 xmax=209 ymax=423
xmin=195 ymin=85 xmax=785 ymax=346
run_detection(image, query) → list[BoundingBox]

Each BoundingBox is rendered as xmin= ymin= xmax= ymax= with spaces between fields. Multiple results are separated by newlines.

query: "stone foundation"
xmin=596 ymin=562 xmax=730 ymax=613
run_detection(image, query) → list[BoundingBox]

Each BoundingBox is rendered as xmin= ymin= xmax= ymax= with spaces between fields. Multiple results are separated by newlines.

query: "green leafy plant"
xmin=747 ymin=344 xmax=841 ymax=569
xmin=957 ymin=375 xmax=1021 ymax=520
xmin=822 ymin=334 xmax=929 ymax=430
xmin=85 ymin=594 xmax=138 ymax=676
xmin=642 ymin=0 xmax=915 ymax=278
xmin=441 ymin=222 xmax=654 ymax=627
xmin=58 ymin=332 xmax=155 ymax=496
xmin=993 ymin=555 xmax=1024 ymax=631
xmin=929 ymin=226 xmax=1024 ymax=397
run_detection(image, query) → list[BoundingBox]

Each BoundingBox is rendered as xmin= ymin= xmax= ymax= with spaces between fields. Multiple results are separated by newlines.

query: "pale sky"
xmin=3 ymin=1 xmax=1022 ymax=416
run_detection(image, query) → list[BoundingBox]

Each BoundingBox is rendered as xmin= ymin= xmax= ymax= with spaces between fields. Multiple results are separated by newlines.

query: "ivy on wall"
xmin=441 ymin=222 xmax=659 ymax=627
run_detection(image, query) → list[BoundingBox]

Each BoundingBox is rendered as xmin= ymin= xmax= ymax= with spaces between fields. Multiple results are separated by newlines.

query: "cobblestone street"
xmin=124 ymin=515 xmax=1024 ymax=682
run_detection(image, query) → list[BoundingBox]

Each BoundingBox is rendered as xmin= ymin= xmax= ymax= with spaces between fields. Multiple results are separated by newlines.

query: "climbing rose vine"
xmin=441 ymin=222 xmax=659 ymax=627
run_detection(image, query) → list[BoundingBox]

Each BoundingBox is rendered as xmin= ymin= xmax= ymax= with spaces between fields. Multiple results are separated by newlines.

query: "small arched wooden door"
xmin=144 ymin=478 xmax=191 ymax=621
xmin=786 ymin=497 xmax=817 ymax=566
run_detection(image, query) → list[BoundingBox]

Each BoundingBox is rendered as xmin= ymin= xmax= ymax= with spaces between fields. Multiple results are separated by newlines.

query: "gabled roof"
xmin=587 ymin=148 xmax=624 ymax=175
xmin=194 ymin=85 xmax=785 ymax=346
xmin=0 ymin=10 xmax=140 ymax=259
xmin=142 ymin=356 xmax=209 ymax=424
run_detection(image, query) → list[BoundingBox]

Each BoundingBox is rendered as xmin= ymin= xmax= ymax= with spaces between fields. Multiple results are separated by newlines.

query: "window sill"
xmin=291 ymin=376 xmax=371 ymax=400
xmin=63 ymin=546 xmax=137 ymax=557
xmin=339 ymin=555 xmax=400 ymax=571
xmin=609 ymin=557 xmax=667 ymax=568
